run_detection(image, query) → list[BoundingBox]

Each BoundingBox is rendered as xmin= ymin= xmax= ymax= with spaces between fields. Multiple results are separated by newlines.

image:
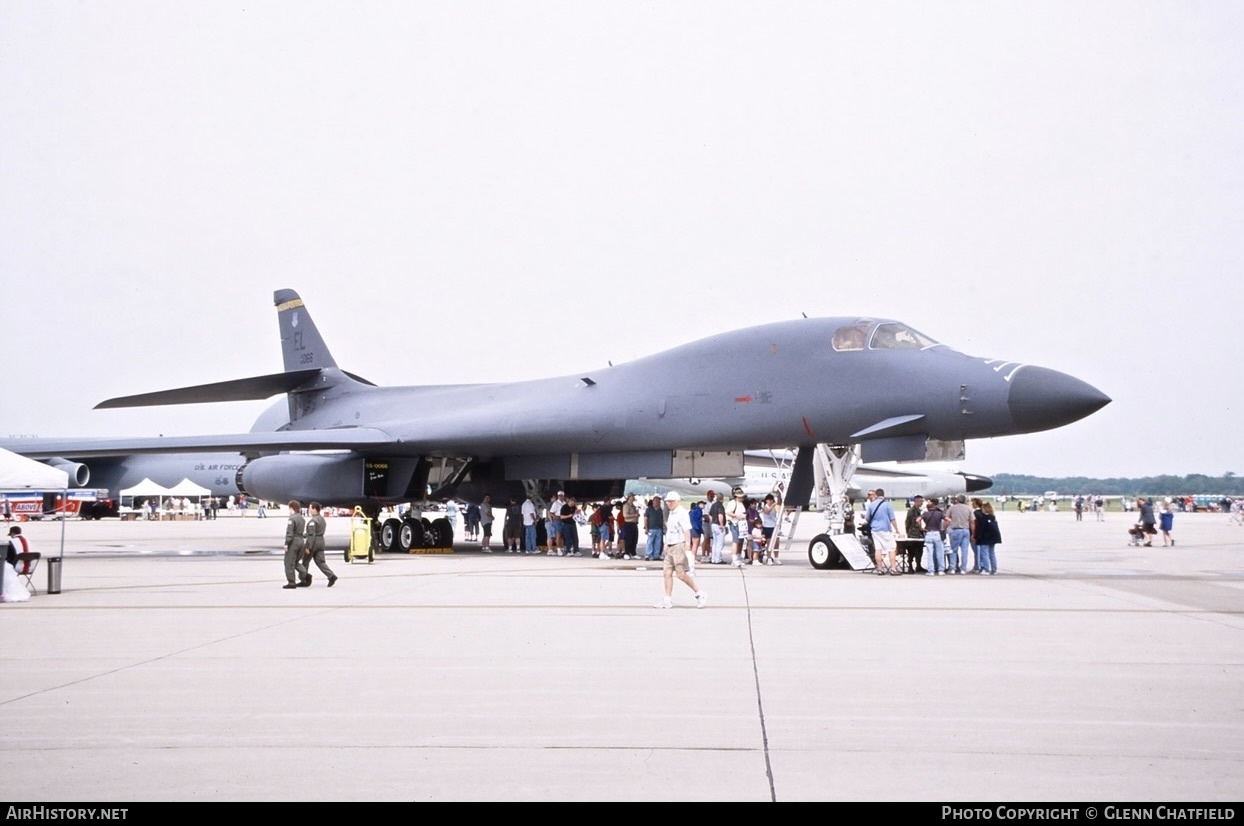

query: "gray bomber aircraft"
xmin=2 ymin=289 xmax=1109 ymax=555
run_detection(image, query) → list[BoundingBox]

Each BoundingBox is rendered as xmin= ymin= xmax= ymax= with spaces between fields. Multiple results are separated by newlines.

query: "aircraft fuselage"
xmin=290 ymin=319 xmax=1104 ymax=461
xmin=0 ymin=293 xmax=1109 ymax=520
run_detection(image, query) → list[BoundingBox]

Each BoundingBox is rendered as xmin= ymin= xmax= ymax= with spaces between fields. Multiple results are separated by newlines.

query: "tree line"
xmin=989 ymin=473 xmax=1243 ymax=497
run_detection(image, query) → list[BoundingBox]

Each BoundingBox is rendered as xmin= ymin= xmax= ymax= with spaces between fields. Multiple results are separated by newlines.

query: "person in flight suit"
xmin=302 ymin=502 xmax=338 ymax=587
xmin=282 ymin=500 xmax=308 ymax=590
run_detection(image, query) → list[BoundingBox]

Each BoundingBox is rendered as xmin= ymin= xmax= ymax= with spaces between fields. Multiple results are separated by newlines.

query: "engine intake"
xmin=47 ymin=458 xmax=90 ymax=487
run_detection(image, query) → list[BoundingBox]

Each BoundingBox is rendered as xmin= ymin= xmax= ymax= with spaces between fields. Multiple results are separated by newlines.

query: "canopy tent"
xmin=120 ymin=478 xmax=207 ymax=518
xmin=119 ymin=478 xmax=173 ymax=502
xmin=0 ymin=447 xmax=70 ymax=573
xmin=167 ymin=479 xmax=210 ymax=498
xmin=166 ymin=479 xmax=210 ymax=514
xmin=0 ymin=447 xmax=69 ymax=490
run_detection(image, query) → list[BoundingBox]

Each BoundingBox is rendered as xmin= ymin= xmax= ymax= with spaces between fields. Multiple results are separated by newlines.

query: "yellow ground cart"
xmin=346 ymin=506 xmax=376 ymax=563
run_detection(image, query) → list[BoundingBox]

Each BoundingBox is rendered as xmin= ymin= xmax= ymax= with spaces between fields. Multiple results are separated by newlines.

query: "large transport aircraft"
xmin=0 ymin=289 xmax=1109 ymax=558
xmin=655 ymin=448 xmax=993 ymax=504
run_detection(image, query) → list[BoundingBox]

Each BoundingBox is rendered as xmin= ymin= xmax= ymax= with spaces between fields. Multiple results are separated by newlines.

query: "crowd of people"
xmin=129 ymin=495 xmax=272 ymax=520
xmin=375 ymin=487 xmax=1244 ymax=571
xmin=451 ymin=486 xmax=787 ymax=570
xmin=863 ymin=490 xmax=1003 ymax=576
xmin=450 ymin=488 xmax=712 ymax=606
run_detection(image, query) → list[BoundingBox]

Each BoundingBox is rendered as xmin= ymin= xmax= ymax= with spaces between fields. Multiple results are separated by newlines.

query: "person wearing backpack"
xmin=974 ymin=501 xmax=1002 ymax=575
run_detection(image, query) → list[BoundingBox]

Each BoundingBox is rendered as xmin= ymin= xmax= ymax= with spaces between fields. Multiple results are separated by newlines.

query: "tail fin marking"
xmin=275 ymin=288 xmax=338 ymax=373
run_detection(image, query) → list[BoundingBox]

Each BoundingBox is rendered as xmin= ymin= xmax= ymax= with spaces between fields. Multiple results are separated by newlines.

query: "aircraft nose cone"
xmin=958 ymin=473 xmax=993 ymax=493
xmin=1008 ymin=366 xmax=1111 ymax=433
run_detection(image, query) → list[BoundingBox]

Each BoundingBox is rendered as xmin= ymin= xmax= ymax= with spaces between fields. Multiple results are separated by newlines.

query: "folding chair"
xmin=14 ymin=552 xmax=40 ymax=595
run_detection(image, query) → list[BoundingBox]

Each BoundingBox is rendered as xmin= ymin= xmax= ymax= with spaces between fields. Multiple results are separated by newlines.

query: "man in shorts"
xmin=726 ymin=486 xmax=749 ymax=566
xmin=654 ymin=490 xmax=706 ymax=609
xmin=866 ymin=487 xmax=900 ymax=576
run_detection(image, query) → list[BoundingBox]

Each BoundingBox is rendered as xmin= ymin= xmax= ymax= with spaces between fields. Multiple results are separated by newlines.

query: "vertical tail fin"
xmin=274 ymin=289 xmax=338 ymax=373
xmin=92 ymin=289 xmax=343 ymax=412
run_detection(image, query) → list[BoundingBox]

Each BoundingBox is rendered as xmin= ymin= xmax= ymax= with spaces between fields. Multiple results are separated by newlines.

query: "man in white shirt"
xmin=725 ymin=486 xmax=749 ymax=566
xmin=521 ymin=494 xmax=538 ymax=553
xmin=546 ymin=492 xmax=566 ymax=555
xmin=445 ymin=500 xmax=460 ymax=535
xmin=655 ymin=491 xmax=706 ymax=609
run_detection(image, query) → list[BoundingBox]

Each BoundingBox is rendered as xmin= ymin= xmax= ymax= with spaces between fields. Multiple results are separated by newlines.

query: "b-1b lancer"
xmin=2 ymin=289 xmax=1109 ymax=556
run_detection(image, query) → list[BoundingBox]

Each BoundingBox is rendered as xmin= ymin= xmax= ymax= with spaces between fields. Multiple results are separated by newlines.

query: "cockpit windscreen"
xmin=831 ymin=324 xmax=869 ymax=352
xmin=831 ymin=321 xmax=939 ymax=352
xmin=869 ymin=322 xmax=938 ymax=351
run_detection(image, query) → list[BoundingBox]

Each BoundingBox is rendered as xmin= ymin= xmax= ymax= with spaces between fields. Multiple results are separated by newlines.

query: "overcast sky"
xmin=2 ymin=1 xmax=1240 ymax=479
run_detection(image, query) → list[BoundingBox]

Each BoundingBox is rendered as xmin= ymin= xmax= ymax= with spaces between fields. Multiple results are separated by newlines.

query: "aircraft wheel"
xmin=808 ymin=534 xmax=836 ymax=570
xmin=400 ymin=519 xmax=424 ymax=552
xmin=380 ymin=518 xmax=402 ymax=553
xmin=430 ymin=517 xmax=452 ymax=548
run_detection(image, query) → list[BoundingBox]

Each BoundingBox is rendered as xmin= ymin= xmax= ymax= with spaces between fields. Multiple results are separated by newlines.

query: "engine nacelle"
xmin=237 ymin=454 xmax=430 ymax=506
xmin=236 ymin=454 xmax=367 ymax=505
xmin=46 ymin=458 xmax=90 ymax=487
xmin=237 ymin=453 xmax=624 ymax=509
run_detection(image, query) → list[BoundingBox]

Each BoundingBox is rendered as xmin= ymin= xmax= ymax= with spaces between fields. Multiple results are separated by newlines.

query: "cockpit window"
xmin=831 ymin=324 xmax=869 ymax=351
xmin=869 ymin=322 xmax=938 ymax=351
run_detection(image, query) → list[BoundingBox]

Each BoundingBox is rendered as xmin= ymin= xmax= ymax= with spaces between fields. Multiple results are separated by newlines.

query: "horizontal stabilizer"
xmin=95 ymin=370 xmax=323 ymax=409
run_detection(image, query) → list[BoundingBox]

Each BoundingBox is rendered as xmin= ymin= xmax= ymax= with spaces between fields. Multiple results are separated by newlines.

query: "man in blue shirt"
xmin=865 ymin=488 xmax=900 ymax=575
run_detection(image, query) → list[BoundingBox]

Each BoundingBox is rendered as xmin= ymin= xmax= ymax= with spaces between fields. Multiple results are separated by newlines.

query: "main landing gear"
xmin=379 ymin=513 xmax=454 ymax=553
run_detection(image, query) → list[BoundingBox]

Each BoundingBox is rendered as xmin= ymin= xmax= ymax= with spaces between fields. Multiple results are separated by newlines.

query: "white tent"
xmin=119 ymin=478 xmax=173 ymax=501
xmin=0 ymin=447 xmax=70 ymax=574
xmin=167 ymin=479 xmax=210 ymax=515
xmin=167 ymin=479 xmax=210 ymax=498
xmin=119 ymin=478 xmax=174 ymax=520
xmin=0 ymin=448 xmax=69 ymax=490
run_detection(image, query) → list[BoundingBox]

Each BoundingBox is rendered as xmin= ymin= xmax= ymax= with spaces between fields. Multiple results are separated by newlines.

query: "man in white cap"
xmin=655 ymin=490 xmax=706 ymax=609
xmin=545 ymin=492 xmax=566 ymax=555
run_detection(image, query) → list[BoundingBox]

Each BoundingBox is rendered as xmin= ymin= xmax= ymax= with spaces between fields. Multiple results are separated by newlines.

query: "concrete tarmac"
xmin=2 ymin=508 xmax=1241 ymax=802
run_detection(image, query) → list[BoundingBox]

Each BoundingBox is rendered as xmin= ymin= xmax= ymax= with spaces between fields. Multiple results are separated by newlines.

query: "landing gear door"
xmin=364 ymin=458 xmax=429 ymax=501
xmin=671 ymin=450 xmax=745 ymax=478
xmin=364 ymin=460 xmax=389 ymax=498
